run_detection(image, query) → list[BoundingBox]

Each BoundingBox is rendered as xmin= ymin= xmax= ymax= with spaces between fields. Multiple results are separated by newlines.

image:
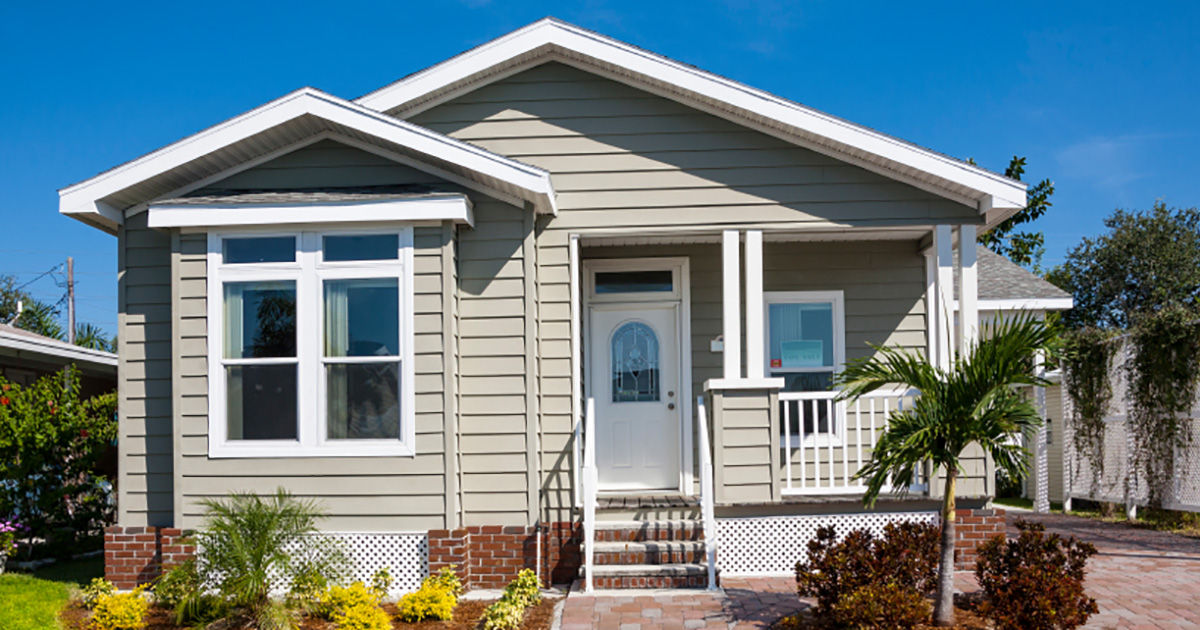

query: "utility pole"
xmin=67 ymin=257 xmax=76 ymax=344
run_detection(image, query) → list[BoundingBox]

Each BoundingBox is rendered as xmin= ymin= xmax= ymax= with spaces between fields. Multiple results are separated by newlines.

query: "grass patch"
xmin=0 ymin=572 xmax=73 ymax=630
xmin=0 ymin=557 xmax=103 ymax=629
xmin=993 ymin=497 xmax=1032 ymax=510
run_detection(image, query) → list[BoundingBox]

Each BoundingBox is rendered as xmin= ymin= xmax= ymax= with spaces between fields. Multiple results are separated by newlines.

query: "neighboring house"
xmin=0 ymin=323 xmax=117 ymax=398
xmin=62 ymin=19 xmax=1048 ymax=591
xmin=950 ymin=247 xmax=1074 ymax=507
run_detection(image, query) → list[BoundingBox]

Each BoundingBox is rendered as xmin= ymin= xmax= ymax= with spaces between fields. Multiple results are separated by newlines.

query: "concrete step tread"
xmin=584 ymin=563 xmax=712 ymax=577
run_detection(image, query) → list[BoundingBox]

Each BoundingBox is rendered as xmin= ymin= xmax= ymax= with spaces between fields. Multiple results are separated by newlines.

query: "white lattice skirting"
xmin=333 ymin=532 xmax=429 ymax=595
xmin=716 ymin=512 xmax=938 ymax=576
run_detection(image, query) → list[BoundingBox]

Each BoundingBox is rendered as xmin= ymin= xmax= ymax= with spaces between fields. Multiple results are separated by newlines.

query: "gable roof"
xmin=59 ymin=88 xmax=557 ymax=233
xmin=956 ymin=245 xmax=1073 ymax=310
xmin=358 ymin=18 xmax=1028 ymax=220
xmin=0 ymin=323 xmax=117 ymax=369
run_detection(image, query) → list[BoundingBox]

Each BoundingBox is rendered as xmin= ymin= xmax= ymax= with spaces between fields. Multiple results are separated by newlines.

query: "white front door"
xmin=589 ymin=304 xmax=681 ymax=491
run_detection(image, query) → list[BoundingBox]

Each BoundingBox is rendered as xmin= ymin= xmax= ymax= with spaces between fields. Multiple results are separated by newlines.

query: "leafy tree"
xmin=978 ymin=157 xmax=1055 ymax=272
xmin=836 ymin=315 xmax=1055 ymax=626
xmin=0 ymin=366 xmax=117 ymax=552
xmin=74 ymin=323 xmax=116 ymax=353
xmin=1050 ymin=202 xmax=1200 ymax=330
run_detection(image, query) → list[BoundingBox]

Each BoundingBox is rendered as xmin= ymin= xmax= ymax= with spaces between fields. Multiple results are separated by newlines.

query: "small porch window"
xmin=764 ymin=291 xmax=845 ymax=444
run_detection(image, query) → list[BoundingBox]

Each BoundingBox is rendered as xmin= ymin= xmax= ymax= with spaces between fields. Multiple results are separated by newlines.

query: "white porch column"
xmin=933 ymin=225 xmax=954 ymax=369
xmin=745 ymin=230 xmax=764 ymax=379
xmin=722 ymin=230 xmax=742 ymax=380
xmin=1033 ymin=351 xmax=1050 ymax=514
xmin=957 ymin=225 xmax=979 ymax=357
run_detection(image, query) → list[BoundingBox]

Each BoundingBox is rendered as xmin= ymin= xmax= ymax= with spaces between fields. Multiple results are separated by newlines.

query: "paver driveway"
xmin=560 ymin=512 xmax=1200 ymax=630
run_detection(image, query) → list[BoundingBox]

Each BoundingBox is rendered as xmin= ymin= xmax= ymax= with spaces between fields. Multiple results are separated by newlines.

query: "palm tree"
xmin=836 ymin=314 xmax=1055 ymax=627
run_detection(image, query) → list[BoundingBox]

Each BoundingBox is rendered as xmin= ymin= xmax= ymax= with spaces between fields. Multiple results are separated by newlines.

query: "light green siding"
xmin=118 ymin=212 xmax=174 ymax=526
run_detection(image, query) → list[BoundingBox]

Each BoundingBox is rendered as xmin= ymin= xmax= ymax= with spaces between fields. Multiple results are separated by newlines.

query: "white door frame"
xmin=582 ymin=256 xmax=693 ymax=495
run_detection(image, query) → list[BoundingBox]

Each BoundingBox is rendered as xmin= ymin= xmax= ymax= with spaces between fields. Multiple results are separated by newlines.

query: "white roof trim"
xmin=954 ymin=298 xmax=1075 ymax=312
xmin=357 ymin=18 xmax=1026 ymax=212
xmin=60 ymin=88 xmax=556 ymax=231
xmin=148 ymin=195 xmax=474 ymax=229
xmin=0 ymin=329 xmax=118 ymax=368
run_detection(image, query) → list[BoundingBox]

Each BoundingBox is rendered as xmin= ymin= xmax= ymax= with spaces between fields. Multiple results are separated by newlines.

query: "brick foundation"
xmin=953 ymin=508 xmax=1007 ymax=570
xmin=428 ymin=522 xmax=582 ymax=589
xmin=104 ymin=526 xmax=195 ymax=590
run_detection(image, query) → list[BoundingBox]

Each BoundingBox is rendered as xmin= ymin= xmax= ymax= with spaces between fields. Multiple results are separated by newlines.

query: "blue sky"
xmin=2 ymin=1 xmax=1197 ymax=336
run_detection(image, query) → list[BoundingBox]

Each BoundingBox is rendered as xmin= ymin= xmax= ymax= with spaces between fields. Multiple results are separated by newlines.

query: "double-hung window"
xmin=208 ymin=230 xmax=415 ymax=458
xmin=764 ymin=291 xmax=845 ymax=446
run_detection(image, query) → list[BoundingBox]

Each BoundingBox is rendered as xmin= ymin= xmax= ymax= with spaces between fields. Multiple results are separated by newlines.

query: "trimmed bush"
xmin=318 ymin=582 xmax=382 ymax=620
xmin=396 ymin=583 xmax=456 ymax=622
xmin=335 ymin=602 xmax=392 ymax=630
xmin=90 ymin=585 xmax=150 ymax=630
xmin=975 ymin=519 xmax=1099 ymax=630
xmin=831 ymin=581 xmax=931 ymax=630
xmin=422 ymin=565 xmax=464 ymax=598
xmin=481 ymin=598 xmax=524 ymax=630
xmin=795 ymin=521 xmax=939 ymax=619
xmin=82 ymin=577 xmax=116 ymax=610
xmin=503 ymin=569 xmax=541 ymax=607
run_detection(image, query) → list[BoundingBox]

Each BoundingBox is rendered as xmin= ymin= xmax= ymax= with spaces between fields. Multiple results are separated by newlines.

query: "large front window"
xmin=208 ymin=229 xmax=414 ymax=457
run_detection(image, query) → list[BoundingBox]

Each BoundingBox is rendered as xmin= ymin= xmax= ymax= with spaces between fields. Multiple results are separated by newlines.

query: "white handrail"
xmin=573 ymin=413 xmax=582 ymax=508
xmin=696 ymin=396 xmax=718 ymax=591
xmin=581 ymin=397 xmax=597 ymax=593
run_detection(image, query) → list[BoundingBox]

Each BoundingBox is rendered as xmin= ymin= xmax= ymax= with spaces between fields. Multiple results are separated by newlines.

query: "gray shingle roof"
xmin=156 ymin=185 xmax=462 ymax=206
xmin=955 ymin=245 xmax=1072 ymax=301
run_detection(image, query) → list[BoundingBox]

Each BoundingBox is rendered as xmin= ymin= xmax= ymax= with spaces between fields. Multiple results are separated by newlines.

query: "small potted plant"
xmin=0 ymin=520 xmax=19 ymax=574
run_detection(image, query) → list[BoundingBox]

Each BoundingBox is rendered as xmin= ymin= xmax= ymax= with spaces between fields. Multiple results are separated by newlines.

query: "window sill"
xmin=208 ymin=441 xmax=416 ymax=459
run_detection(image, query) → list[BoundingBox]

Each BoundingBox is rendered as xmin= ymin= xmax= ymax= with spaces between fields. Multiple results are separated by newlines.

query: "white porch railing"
xmin=580 ymin=397 xmax=598 ymax=592
xmin=696 ymin=396 xmax=718 ymax=591
xmin=780 ymin=389 xmax=921 ymax=495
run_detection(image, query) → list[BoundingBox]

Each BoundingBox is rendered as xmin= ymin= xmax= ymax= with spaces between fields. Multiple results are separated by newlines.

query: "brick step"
xmin=581 ymin=563 xmax=716 ymax=589
xmin=594 ymin=520 xmax=704 ymax=542
xmin=591 ymin=541 xmax=706 ymax=565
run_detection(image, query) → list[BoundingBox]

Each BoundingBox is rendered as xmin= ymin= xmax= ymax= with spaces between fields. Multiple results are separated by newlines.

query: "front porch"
xmin=568 ymin=225 xmax=987 ymax=589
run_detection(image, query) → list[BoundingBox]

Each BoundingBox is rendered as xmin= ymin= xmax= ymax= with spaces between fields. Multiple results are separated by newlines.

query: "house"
xmin=62 ymin=18 xmax=1042 ymax=592
xmin=0 ymin=323 xmax=117 ymax=398
xmin=952 ymin=247 xmax=1073 ymax=508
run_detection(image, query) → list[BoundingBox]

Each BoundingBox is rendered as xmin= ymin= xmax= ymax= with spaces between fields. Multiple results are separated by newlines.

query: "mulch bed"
xmin=61 ymin=598 xmax=559 ymax=630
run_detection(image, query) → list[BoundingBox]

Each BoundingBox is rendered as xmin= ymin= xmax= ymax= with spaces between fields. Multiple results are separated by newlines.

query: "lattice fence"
xmin=1063 ymin=337 xmax=1200 ymax=513
xmin=199 ymin=532 xmax=429 ymax=598
xmin=715 ymin=511 xmax=938 ymax=576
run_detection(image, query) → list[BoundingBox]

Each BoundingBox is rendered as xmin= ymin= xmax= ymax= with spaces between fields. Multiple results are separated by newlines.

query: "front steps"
xmin=582 ymin=503 xmax=718 ymax=589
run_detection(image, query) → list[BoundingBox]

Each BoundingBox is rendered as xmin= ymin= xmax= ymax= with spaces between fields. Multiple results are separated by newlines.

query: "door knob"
xmin=668 ymin=403 xmax=676 ymax=410
xmin=668 ymin=391 xmax=675 ymax=398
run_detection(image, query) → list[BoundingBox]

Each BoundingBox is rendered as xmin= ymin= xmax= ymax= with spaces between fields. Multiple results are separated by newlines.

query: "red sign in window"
xmin=770 ymin=359 xmax=782 ymax=368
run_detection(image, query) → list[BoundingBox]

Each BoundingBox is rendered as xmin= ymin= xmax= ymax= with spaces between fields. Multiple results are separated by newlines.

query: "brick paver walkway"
xmin=561 ymin=512 xmax=1200 ymax=630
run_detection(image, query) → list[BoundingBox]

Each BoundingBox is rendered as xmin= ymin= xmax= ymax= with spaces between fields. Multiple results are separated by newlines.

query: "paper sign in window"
xmin=781 ymin=340 xmax=824 ymax=368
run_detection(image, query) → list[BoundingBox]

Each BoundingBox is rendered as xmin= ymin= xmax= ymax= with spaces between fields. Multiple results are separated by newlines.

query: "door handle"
xmin=668 ymin=391 xmax=675 ymax=398
xmin=668 ymin=403 xmax=676 ymax=410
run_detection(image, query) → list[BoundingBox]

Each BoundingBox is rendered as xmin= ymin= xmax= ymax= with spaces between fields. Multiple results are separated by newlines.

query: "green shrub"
xmin=975 ymin=520 xmax=1099 ymax=630
xmin=831 ymin=581 xmax=931 ymax=630
xmin=318 ymin=582 xmax=382 ymax=620
xmin=0 ymin=369 xmax=117 ymax=552
xmin=153 ymin=560 xmax=198 ymax=609
xmin=82 ymin=577 xmax=116 ymax=610
xmin=335 ymin=602 xmax=392 ymax=630
xmin=396 ymin=583 xmax=456 ymax=622
xmin=481 ymin=598 xmax=524 ymax=630
xmin=90 ymin=585 xmax=150 ymax=630
xmin=369 ymin=566 xmax=394 ymax=600
xmin=795 ymin=522 xmax=939 ymax=620
xmin=503 ymin=569 xmax=541 ymax=607
xmin=422 ymin=565 xmax=464 ymax=598
xmin=192 ymin=489 xmax=348 ymax=620
xmin=286 ymin=566 xmax=330 ymax=614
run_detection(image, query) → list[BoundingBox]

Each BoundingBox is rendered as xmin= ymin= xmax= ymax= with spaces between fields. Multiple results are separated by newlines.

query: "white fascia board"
xmin=955 ymin=298 xmax=1075 ymax=312
xmin=148 ymin=195 xmax=473 ymax=229
xmin=0 ymin=330 xmax=118 ymax=367
xmin=357 ymin=18 xmax=1026 ymax=210
xmin=59 ymin=89 xmax=555 ymax=229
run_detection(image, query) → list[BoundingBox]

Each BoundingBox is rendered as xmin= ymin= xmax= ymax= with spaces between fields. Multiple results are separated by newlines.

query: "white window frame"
xmin=764 ymin=290 xmax=846 ymax=447
xmin=207 ymin=227 xmax=415 ymax=458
